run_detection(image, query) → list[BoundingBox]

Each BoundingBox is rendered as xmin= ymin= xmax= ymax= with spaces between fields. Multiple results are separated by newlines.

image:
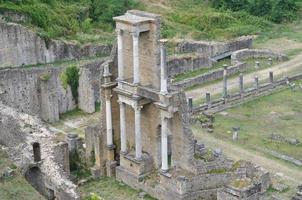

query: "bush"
xmin=65 ymin=65 xmax=80 ymax=103
xmin=89 ymin=0 xmax=140 ymax=25
xmin=209 ymin=0 xmax=300 ymax=23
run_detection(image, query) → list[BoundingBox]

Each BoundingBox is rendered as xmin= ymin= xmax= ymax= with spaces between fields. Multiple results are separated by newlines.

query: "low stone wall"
xmin=173 ymin=62 xmax=247 ymax=88
xmin=175 ymin=36 xmax=253 ymax=57
xmin=192 ymin=73 xmax=302 ymax=114
xmin=167 ymin=55 xmax=213 ymax=77
xmin=0 ymin=103 xmax=79 ymax=199
xmin=0 ymin=58 xmax=106 ymax=122
xmin=166 ymin=36 xmax=253 ymax=78
xmin=231 ymin=49 xmax=288 ymax=65
xmin=0 ymin=22 xmax=111 ymax=68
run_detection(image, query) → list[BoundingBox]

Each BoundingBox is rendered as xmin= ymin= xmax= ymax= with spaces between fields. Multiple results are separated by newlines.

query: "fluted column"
xmin=106 ymin=97 xmax=113 ymax=147
xmin=160 ymin=40 xmax=168 ymax=94
xmin=223 ymin=65 xmax=228 ymax=98
xmin=119 ymin=101 xmax=127 ymax=154
xmin=161 ymin=116 xmax=169 ymax=172
xmin=117 ymin=29 xmax=124 ymax=82
xmin=132 ymin=32 xmax=140 ymax=84
xmin=134 ymin=104 xmax=142 ymax=160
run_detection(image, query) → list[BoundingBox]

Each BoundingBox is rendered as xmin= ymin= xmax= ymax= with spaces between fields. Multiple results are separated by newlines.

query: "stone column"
xmin=132 ymin=31 xmax=140 ymax=84
xmin=255 ymin=61 xmax=260 ymax=70
xmin=188 ymin=97 xmax=193 ymax=112
xmin=117 ymin=29 xmax=124 ymax=81
xmin=106 ymin=98 xmax=113 ymax=147
xmin=255 ymin=76 xmax=259 ymax=90
xmin=269 ymin=71 xmax=274 ymax=84
xmin=239 ymin=73 xmax=244 ymax=95
xmin=206 ymin=92 xmax=211 ymax=107
xmin=161 ymin=116 xmax=169 ymax=172
xmin=119 ymin=101 xmax=127 ymax=154
xmin=223 ymin=65 xmax=228 ymax=98
xmin=134 ymin=104 xmax=142 ymax=160
xmin=268 ymin=58 xmax=273 ymax=66
xmin=160 ymin=40 xmax=168 ymax=94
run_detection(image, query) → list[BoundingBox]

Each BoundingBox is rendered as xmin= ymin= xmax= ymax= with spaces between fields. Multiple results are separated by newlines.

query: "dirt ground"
xmin=186 ymin=51 xmax=302 ymax=100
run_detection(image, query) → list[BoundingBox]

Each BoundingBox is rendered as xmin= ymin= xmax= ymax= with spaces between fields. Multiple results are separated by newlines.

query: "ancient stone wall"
xmin=0 ymin=103 xmax=79 ymax=199
xmin=0 ymin=58 xmax=106 ymax=122
xmin=167 ymin=55 xmax=213 ymax=77
xmin=173 ymin=62 xmax=247 ymax=88
xmin=231 ymin=49 xmax=288 ymax=65
xmin=0 ymin=22 xmax=111 ymax=68
xmin=175 ymin=36 xmax=253 ymax=57
xmin=193 ymin=73 xmax=302 ymax=114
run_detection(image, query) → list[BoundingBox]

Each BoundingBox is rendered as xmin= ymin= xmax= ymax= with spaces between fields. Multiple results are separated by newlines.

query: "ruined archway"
xmin=25 ymin=166 xmax=55 ymax=200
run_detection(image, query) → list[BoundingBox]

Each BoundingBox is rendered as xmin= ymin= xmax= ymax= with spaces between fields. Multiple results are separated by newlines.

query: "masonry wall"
xmin=0 ymin=103 xmax=79 ymax=199
xmin=0 ymin=59 xmax=105 ymax=122
xmin=0 ymin=22 xmax=111 ymax=68
xmin=175 ymin=36 xmax=253 ymax=56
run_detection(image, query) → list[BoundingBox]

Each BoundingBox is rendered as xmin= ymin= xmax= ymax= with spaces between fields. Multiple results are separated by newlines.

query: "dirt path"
xmin=193 ymin=127 xmax=302 ymax=185
xmin=186 ymin=53 xmax=302 ymax=99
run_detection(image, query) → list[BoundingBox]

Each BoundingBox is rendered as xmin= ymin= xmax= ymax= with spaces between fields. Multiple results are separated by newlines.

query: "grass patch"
xmin=173 ymin=57 xmax=231 ymax=82
xmin=230 ymin=179 xmax=252 ymax=189
xmin=0 ymin=150 xmax=44 ymax=200
xmin=212 ymin=88 xmax=302 ymax=160
xmin=80 ymin=177 xmax=156 ymax=200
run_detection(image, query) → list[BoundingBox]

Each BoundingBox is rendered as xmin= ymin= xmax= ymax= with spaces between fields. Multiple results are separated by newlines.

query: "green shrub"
xmin=209 ymin=0 xmax=300 ymax=23
xmin=60 ymin=65 xmax=80 ymax=103
xmin=65 ymin=65 xmax=80 ymax=103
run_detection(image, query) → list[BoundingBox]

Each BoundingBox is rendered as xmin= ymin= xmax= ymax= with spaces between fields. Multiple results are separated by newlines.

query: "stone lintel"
xmin=117 ymin=93 xmax=152 ymax=108
xmin=101 ymin=82 xmax=117 ymax=89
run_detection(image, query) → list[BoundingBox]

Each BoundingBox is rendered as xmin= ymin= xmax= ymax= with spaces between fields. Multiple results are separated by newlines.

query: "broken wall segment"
xmin=0 ymin=58 xmax=106 ymax=122
xmin=231 ymin=49 xmax=288 ymax=65
xmin=174 ymin=36 xmax=253 ymax=57
xmin=0 ymin=22 xmax=112 ymax=68
xmin=0 ymin=103 xmax=79 ymax=199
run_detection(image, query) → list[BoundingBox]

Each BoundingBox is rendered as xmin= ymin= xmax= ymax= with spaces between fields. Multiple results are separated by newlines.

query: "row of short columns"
xmin=223 ymin=65 xmax=275 ymax=99
xmin=117 ymin=29 xmax=168 ymax=93
xmin=187 ymin=71 xmax=275 ymax=111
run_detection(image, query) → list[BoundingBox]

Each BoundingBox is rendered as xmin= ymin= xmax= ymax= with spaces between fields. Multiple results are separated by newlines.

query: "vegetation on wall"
xmin=0 ymin=0 xmax=301 ymax=42
xmin=0 ymin=0 xmax=140 ymax=41
xmin=60 ymin=65 xmax=80 ymax=103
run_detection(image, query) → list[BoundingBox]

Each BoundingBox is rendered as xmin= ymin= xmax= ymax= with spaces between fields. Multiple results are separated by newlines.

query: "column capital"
xmin=116 ymin=29 xmax=124 ymax=35
xmin=105 ymin=94 xmax=113 ymax=101
xmin=223 ymin=64 xmax=228 ymax=70
xmin=133 ymin=104 xmax=143 ymax=111
xmin=117 ymin=100 xmax=124 ymax=105
xmin=131 ymin=31 xmax=140 ymax=38
xmin=159 ymin=39 xmax=168 ymax=46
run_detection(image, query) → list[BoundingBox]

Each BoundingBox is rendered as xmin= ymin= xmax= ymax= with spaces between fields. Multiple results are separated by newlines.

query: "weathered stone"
xmin=0 ymin=22 xmax=111 ymax=68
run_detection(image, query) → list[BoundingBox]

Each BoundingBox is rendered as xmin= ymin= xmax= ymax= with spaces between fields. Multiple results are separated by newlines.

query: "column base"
xmin=160 ymin=168 xmax=169 ymax=174
xmin=106 ymin=145 xmax=115 ymax=161
xmin=106 ymin=160 xmax=117 ymax=177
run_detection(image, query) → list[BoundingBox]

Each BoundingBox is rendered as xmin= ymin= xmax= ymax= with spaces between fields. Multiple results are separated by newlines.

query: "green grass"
xmin=173 ymin=58 xmax=231 ymax=82
xmin=0 ymin=150 xmax=44 ymax=200
xmin=1 ymin=0 xmax=302 ymax=46
xmin=80 ymin=177 xmax=156 ymax=200
xmin=212 ymin=88 xmax=302 ymax=160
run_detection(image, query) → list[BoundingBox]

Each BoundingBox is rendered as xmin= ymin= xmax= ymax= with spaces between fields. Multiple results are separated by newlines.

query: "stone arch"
xmin=33 ymin=142 xmax=41 ymax=162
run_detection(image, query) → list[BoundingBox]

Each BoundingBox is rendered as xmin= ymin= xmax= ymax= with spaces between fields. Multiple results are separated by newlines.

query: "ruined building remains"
xmin=84 ymin=10 xmax=270 ymax=200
